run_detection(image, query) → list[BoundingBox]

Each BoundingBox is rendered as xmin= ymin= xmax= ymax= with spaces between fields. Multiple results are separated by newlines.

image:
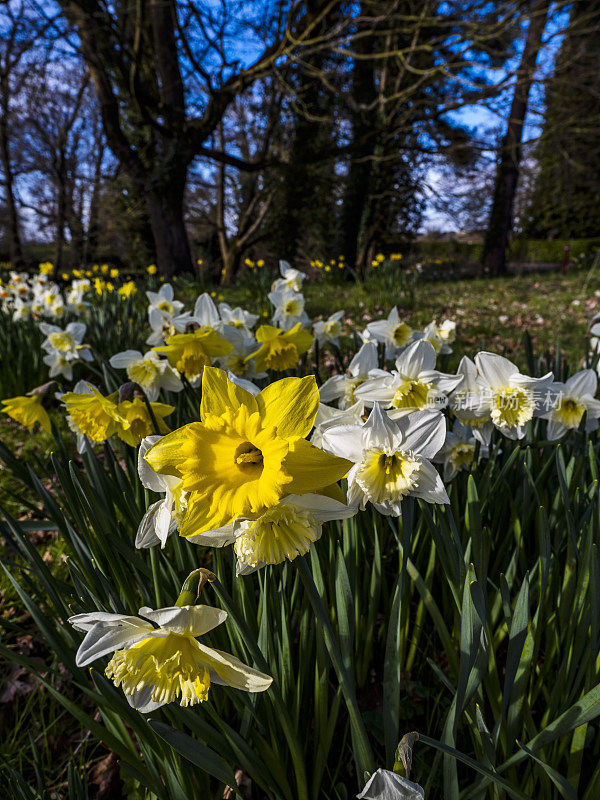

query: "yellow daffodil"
xmin=110 ymin=268 xmax=119 ymax=278
xmin=152 ymin=330 xmax=233 ymax=378
xmin=62 ymin=386 xmax=126 ymax=442
xmin=1 ymin=395 xmax=51 ymax=434
xmin=147 ymin=264 xmax=157 ymax=275
xmin=115 ymin=399 xmax=174 ymax=446
xmin=118 ymin=280 xmax=137 ymax=298
xmin=246 ymin=323 xmax=313 ymax=372
xmin=145 ymin=367 xmax=352 ymax=536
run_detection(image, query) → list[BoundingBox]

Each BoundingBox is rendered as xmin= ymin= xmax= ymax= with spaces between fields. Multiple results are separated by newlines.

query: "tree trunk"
xmin=0 ymin=114 xmax=25 ymax=269
xmin=144 ymin=178 xmax=193 ymax=276
xmin=482 ymin=0 xmax=551 ymax=275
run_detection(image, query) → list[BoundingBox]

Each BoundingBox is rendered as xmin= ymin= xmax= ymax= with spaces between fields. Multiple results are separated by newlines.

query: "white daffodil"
xmin=356 ymin=340 xmax=463 ymax=414
xmin=146 ymin=307 xmax=180 ymax=346
xmin=433 ymin=419 xmax=478 ymax=481
xmin=357 ymin=769 xmax=424 ymax=799
xmin=311 ymin=401 xmax=365 ymax=448
xmin=449 ymin=356 xmax=494 ymax=446
xmin=40 ymin=322 xmax=90 ymax=361
xmin=69 ymin=604 xmax=272 ymax=712
xmin=109 ymin=350 xmax=183 ymax=401
xmin=268 ymin=287 xmax=310 ymax=330
xmin=219 ymin=302 xmax=259 ymax=341
xmin=438 ymin=318 xmax=456 ymax=345
xmin=187 ymin=494 xmax=356 ymax=576
xmin=322 ymin=404 xmax=448 ymax=515
xmin=43 ymin=350 xmax=76 ymax=380
xmin=136 ymin=436 xmax=188 ymax=548
xmin=363 ymin=307 xmax=414 ymax=360
xmin=416 ymin=320 xmax=452 ymax=356
xmin=469 ymin=352 xmax=553 ymax=440
xmin=272 ymin=260 xmax=306 ymax=293
xmin=314 ymin=310 xmax=344 ymax=347
xmin=539 ymin=369 xmax=600 ymax=440
xmin=146 ymin=284 xmax=184 ymax=318
xmin=320 ymin=341 xmax=385 ymax=409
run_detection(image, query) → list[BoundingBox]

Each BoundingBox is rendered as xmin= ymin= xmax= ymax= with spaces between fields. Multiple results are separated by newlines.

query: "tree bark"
xmin=482 ymin=0 xmax=551 ymax=276
xmin=0 ymin=112 xmax=24 ymax=269
xmin=144 ymin=176 xmax=193 ymax=277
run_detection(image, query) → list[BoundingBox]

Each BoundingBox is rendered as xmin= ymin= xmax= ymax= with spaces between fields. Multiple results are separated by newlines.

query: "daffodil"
xmin=449 ymin=356 xmax=494 ymax=446
xmin=246 ymin=323 xmax=313 ymax=372
xmin=539 ymin=369 xmax=600 ymax=440
xmin=109 ymin=350 xmax=183 ymax=401
xmin=152 ymin=329 xmax=233 ymax=382
xmin=363 ymin=307 xmax=414 ymax=360
xmin=319 ymin=341 xmax=384 ymax=409
xmin=118 ymin=280 xmax=137 ymax=298
xmin=69 ymin=604 xmax=272 ymax=711
xmin=322 ymin=404 xmax=448 ymax=514
xmin=135 ymin=436 xmax=188 ymax=548
xmin=1 ymin=394 xmax=51 ymax=434
xmin=272 ymin=260 xmax=306 ymax=293
xmin=268 ymin=287 xmax=310 ymax=330
xmin=115 ymin=398 xmax=173 ymax=446
xmin=356 ymin=340 xmax=463 ymax=413
xmin=146 ymin=284 xmax=184 ymax=318
xmin=433 ymin=419 xmax=478 ymax=480
xmin=189 ymin=493 xmax=356 ymax=575
xmin=219 ymin=302 xmax=259 ymax=341
xmin=39 ymin=321 xmax=90 ymax=361
xmin=313 ymin=310 xmax=344 ymax=347
xmin=144 ymin=367 xmax=351 ymax=536
xmin=468 ymin=352 xmax=553 ymax=440
xmin=62 ymin=384 xmax=126 ymax=443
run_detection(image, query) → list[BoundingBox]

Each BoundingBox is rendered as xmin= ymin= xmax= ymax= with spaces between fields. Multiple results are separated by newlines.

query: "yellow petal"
xmin=145 ymin=425 xmax=200 ymax=477
xmin=200 ymin=366 xmax=258 ymax=421
xmin=255 ymin=325 xmax=280 ymax=343
xmin=284 ymin=439 xmax=352 ymax=494
xmin=318 ymin=482 xmax=346 ymax=503
xmin=284 ymin=323 xmax=314 ymax=355
xmin=257 ymin=375 xmax=319 ymax=440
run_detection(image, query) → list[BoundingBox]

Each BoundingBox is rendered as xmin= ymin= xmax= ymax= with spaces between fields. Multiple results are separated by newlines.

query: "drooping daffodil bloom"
xmin=357 ymin=768 xmax=424 ymax=799
xmin=1 ymin=394 xmax=51 ymax=434
xmin=43 ymin=349 xmax=77 ymax=380
xmin=416 ymin=320 xmax=452 ymax=356
xmin=115 ymin=398 xmax=173 ymax=446
xmin=187 ymin=493 xmax=357 ymax=575
xmin=539 ymin=369 xmax=600 ymax=440
xmin=319 ymin=341 xmax=384 ymax=409
xmin=449 ymin=356 xmax=494 ymax=446
xmin=144 ymin=367 xmax=352 ymax=536
xmin=216 ymin=336 xmax=266 ymax=382
xmin=322 ymin=404 xmax=448 ymax=515
xmin=109 ymin=349 xmax=183 ymax=401
xmin=268 ymin=287 xmax=310 ymax=330
xmin=363 ymin=307 xmax=414 ymax=360
xmin=246 ymin=323 xmax=313 ymax=372
xmin=433 ymin=419 xmax=478 ymax=481
xmin=468 ymin=352 xmax=553 ymax=440
xmin=355 ymin=340 xmax=463 ymax=414
xmin=69 ymin=604 xmax=272 ymax=712
xmin=313 ymin=310 xmax=344 ymax=348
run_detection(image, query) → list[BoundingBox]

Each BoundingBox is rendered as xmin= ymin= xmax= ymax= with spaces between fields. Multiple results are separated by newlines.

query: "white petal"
xmin=283 ymin=493 xmax=357 ymax=522
xmin=73 ymin=617 xmax=154 ymax=666
xmin=135 ymin=501 xmax=167 ymax=548
xmin=475 ymin=352 xmax=518 ymax=389
xmin=126 ymin=684 xmax=165 ymax=713
xmin=566 ymin=368 xmax=597 ymax=397
xmin=138 ymin=605 xmax=227 ymax=636
xmin=396 ymin=340 xmax=436 ymax=377
xmin=138 ymin=436 xmax=167 ymax=491
xmin=357 ymin=767 xmax=424 ymax=799
xmin=396 ymin=409 xmax=446 ymax=458
xmin=197 ymin=643 xmax=272 ymax=692
xmin=349 ymin=341 xmax=379 ymax=376
xmin=186 ymin=522 xmax=238 ymax=547
xmin=110 ymin=350 xmax=142 ymax=369
xmin=321 ymin=423 xmax=365 ymax=462
xmin=363 ymin=403 xmax=398 ymax=450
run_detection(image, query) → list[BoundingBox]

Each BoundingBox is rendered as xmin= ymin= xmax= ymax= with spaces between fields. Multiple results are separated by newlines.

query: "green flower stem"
xmin=211 ymin=577 xmax=310 ymax=800
xmin=295 ymin=556 xmax=375 ymax=780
